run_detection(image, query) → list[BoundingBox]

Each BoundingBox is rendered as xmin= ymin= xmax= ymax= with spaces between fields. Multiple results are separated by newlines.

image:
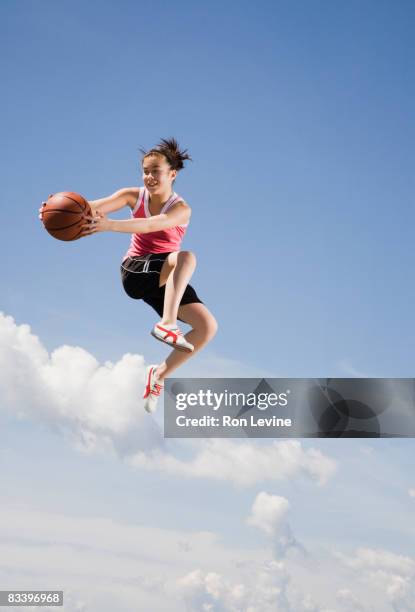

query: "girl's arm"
xmin=82 ymin=202 xmax=191 ymax=236
xmin=88 ymin=187 xmax=140 ymax=214
xmin=38 ymin=188 xmax=139 ymax=223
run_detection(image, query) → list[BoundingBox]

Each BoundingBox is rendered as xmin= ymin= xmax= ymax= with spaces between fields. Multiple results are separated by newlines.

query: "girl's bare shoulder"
xmin=122 ymin=187 xmax=142 ymax=209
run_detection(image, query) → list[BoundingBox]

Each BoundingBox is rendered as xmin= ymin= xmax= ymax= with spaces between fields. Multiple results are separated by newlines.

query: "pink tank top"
xmin=123 ymin=187 xmax=188 ymax=259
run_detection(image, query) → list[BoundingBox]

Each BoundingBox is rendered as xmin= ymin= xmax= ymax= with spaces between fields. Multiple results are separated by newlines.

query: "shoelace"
xmin=151 ymin=382 xmax=163 ymax=397
xmin=157 ymin=324 xmax=183 ymax=338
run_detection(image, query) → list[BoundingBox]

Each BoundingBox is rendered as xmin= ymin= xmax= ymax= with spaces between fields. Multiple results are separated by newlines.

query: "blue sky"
xmin=2 ymin=0 xmax=415 ymax=374
xmin=1 ymin=1 xmax=415 ymax=611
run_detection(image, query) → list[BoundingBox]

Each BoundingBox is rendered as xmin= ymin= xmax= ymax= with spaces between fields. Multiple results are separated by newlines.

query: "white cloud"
xmin=247 ymin=492 xmax=303 ymax=559
xmin=176 ymin=562 xmax=292 ymax=612
xmin=408 ymin=488 xmax=415 ymax=498
xmin=129 ymin=439 xmax=337 ymax=488
xmin=338 ymin=548 xmax=415 ymax=611
xmin=0 ymin=501 xmax=410 ymax=612
xmin=339 ymin=547 xmax=415 ymax=577
xmin=0 ymin=312 xmax=337 ymax=490
xmin=0 ymin=312 xmax=161 ymax=455
xmin=0 ymin=311 xmax=340 ymax=532
xmin=336 ymin=588 xmax=368 ymax=611
xmin=0 ymin=502 xmax=249 ymax=612
xmin=0 ymin=502 xmax=327 ymax=612
xmin=247 ymin=492 xmax=290 ymax=536
xmin=176 ymin=560 xmax=343 ymax=612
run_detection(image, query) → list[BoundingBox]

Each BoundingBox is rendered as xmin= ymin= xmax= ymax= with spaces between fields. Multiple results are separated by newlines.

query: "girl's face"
xmin=142 ymin=154 xmax=177 ymax=195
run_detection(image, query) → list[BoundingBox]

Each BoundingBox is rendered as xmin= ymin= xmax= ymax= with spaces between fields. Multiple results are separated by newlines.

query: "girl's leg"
xmin=158 ymin=251 xmax=196 ymax=326
xmin=155 ymin=302 xmax=218 ymax=381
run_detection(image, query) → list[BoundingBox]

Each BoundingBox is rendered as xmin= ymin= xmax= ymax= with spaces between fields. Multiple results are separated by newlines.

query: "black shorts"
xmin=120 ymin=253 xmax=203 ymax=319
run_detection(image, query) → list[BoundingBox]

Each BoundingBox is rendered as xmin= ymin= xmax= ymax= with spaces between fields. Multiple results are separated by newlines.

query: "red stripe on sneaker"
xmin=156 ymin=325 xmax=179 ymax=342
xmin=143 ymin=366 xmax=155 ymax=399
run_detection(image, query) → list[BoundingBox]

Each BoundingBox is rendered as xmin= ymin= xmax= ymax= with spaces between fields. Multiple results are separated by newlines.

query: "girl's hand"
xmin=80 ymin=210 xmax=111 ymax=237
xmin=38 ymin=194 xmax=53 ymax=220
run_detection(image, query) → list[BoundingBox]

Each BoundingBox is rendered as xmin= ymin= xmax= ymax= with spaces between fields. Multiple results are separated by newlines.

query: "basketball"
xmin=41 ymin=192 xmax=91 ymax=241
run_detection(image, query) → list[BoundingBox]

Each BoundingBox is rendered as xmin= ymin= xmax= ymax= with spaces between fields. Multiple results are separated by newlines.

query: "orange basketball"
xmin=41 ymin=192 xmax=91 ymax=241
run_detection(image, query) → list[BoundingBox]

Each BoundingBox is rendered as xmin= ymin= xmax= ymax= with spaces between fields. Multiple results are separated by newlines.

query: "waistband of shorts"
xmin=122 ymin=252 xmax=172 ymax=263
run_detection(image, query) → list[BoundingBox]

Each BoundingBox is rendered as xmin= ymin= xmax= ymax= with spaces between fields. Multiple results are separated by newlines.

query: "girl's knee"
xmin=178 ymin=250 xmax=197 ymax=266
xmin=210 ymin=316 xmax=218 ymax=338
xmin=201 ymin=314 xmax=218 ymax=341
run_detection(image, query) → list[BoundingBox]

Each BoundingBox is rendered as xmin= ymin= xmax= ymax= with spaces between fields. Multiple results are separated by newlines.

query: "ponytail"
xmin=140 ymin=137 xmax=192 ymax=171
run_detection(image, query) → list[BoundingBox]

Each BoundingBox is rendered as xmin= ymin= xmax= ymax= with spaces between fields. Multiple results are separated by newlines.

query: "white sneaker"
xmin=151 ymin=322 xmax=194 ymax=353
xmin=143 ymin=365 xmax=164 ymax=413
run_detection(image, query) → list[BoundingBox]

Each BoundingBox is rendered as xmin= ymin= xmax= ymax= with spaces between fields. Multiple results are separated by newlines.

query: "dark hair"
xmin=140 ymin=137 xmax=192 ymax=171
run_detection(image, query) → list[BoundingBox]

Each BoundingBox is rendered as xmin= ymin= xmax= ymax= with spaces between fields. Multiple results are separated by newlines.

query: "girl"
xmin=80 ymin=138 xmax=217 ymax=413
